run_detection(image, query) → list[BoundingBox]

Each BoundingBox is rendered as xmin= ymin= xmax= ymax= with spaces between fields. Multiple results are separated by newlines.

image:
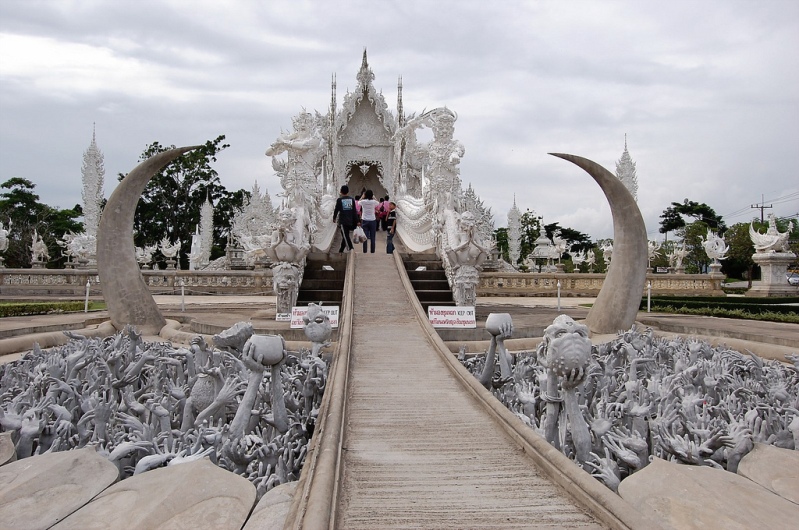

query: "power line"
xmin=751 ymin=194 xmax=772 ymax=223
xmin=721 ymin=191 xmax=799 ymax=219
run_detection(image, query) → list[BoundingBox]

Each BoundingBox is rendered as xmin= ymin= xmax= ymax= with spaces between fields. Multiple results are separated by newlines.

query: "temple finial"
xmin=397 ymin=75 xmax=404 ymax=126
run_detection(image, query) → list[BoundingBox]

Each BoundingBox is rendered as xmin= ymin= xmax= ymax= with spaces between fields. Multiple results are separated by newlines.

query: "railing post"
xmin=84 ymin=279 xmax=91 ymax=313
xmin=556 ymin=280 xmax=561 ymax=312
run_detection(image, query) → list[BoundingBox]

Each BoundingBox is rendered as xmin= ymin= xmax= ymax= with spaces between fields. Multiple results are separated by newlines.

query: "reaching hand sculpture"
xmin=478 ymin=313 xmax=514 ymax=389
xmin=460 ymin=320 xmax=797 ymax=491
xmin=0 ymin=322 xmax=328 ymax=500
xmin=537 ymin=315 xmax=593 ymax=467
xmin=230 ymin=334 xmax=289 ymax=438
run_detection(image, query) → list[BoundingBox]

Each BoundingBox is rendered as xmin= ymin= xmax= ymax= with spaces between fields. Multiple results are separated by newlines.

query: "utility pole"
xmin=751 ymin=194 xmax=773 ymax=223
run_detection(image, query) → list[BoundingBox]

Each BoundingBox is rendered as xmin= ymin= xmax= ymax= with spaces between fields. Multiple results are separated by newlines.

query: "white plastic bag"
xmin=353 ymin=226 xmax=367 ymax=243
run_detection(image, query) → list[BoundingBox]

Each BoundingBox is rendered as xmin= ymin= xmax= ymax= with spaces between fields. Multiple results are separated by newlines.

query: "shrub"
xmin=0 ymin=301 xmax=103 ymax=318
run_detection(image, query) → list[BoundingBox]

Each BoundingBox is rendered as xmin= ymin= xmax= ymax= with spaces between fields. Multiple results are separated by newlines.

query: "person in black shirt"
xmin=333 ymin=185 xmax=357 ymax=253
xmin=385 ymin=201 xmax=397 ymax=254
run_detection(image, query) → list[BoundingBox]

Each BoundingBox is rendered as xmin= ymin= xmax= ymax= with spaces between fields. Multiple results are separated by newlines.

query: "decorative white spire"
xmin=397 ymin=75 xmax=404 ymax=126
xmin=507 ymin=195 xmax=522 ymax=267
xmin=356 ymin=47 xmax=375 ymax=92
xmin=615 ymin=134 xmax=638 ymax=201
xmin=81 ymin=124 xmax=105 ymax=238
xmin=199 ymin=195 xmax=214 ymax=266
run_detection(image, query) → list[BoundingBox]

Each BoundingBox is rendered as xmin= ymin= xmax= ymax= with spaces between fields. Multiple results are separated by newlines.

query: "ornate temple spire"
xmin=199 ymin=195 xmax=214 ymax=266
xmin=397 ymin=76 xmax=404 ymax=127
xmin=356 ymin=47 xmax=375 ymax=92
xmin=507 ymin=195 xmax=522 ymax=267
xmin=330 ymin=73 xmax=337 ymax=120
xmin=615 ymin=134 xmax=639 ymax=201
xmin=81 ymin=124 xmax=105 ymax=238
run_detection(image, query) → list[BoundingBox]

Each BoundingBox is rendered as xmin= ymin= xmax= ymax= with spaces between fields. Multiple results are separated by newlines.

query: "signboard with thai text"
xmin=290 ymin=306 xmax=340 ymax=329
xmin=428 ymin=306 xmax=476 ymax=328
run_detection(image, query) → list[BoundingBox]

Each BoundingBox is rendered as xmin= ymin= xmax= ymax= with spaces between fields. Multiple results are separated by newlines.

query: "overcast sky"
xmin=1 ymin=0 xmax=797 ymax=240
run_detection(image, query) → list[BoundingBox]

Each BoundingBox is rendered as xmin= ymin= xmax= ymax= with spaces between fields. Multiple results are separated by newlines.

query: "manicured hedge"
xmin=645 ymin=295 xmax=799 ymax=305
xmin=0 ymin=301 xmax=87 ymax=318
xmin=640 ymin=296 xmax=799 ymax=323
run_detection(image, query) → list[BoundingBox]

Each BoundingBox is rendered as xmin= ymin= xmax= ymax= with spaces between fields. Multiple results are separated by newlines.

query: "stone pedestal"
xmin=708 ymin=262 xmax=724 ymax=277
xmin=165 ymin=258 xmax=176 ymax=270
xmin=747 ymin=251 xmax=798 ymax=297
xmin=31 ymin=260 xmax=44 ymax=269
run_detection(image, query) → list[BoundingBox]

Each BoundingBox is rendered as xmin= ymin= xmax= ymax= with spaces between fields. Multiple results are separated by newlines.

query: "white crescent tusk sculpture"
xmin=97 ymin=146 xmax=199 ymax=334
xmin=549 ymin=153 xmax=648 ymax=335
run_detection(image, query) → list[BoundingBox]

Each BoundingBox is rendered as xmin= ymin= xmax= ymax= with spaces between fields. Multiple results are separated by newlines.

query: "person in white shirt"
xmin=358 ymin=189 xmax=380 ymax=253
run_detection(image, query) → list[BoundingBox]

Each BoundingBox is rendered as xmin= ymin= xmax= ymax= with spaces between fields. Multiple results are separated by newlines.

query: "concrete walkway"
xmin=335 ymin=252 xmax=604 ymax=529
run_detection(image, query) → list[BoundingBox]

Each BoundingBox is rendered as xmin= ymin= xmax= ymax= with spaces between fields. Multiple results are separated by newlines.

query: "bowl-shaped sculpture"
xmin=485 ymin=313 xmax=513 ymax=336
xmin=243 ymin=334 xmax=286 ymax=367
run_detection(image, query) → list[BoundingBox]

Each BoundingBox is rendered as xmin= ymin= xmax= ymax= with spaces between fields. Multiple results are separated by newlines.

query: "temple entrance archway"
xmin=345 ymin=161 xmax=388 ymax=199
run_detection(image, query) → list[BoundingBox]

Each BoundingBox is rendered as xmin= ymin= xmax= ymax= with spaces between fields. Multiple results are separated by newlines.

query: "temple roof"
xmin=336 ymin=49 xmax=396 ymax=139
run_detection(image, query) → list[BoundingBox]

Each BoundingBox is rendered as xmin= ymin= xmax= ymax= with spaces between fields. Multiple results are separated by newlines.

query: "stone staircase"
xmin=296 ymin=256 xmax=346 ymax=307
xmin=401 ymin=253 xmax=454 ymax=313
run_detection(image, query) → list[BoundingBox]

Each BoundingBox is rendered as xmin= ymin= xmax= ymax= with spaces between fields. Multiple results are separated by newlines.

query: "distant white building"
xmin=82 ymin=125 xmax=105 ymax=239
xmin=615 ymin=135 xmax=638 ymax=201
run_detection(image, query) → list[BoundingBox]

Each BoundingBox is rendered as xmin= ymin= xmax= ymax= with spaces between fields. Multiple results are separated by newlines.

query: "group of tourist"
xmin=333 ymin=185 xmax=397 ymax=255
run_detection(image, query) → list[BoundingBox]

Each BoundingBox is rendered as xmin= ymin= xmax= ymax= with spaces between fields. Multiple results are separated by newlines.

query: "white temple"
xmin=615 ymin=135 xmax=638 ymax=201
xmin=260 ymin=50 xmax=494 ymax=307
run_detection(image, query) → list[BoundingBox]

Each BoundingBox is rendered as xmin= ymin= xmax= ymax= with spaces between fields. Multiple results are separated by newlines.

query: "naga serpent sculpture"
xmin=549 ymin=153 xmax=648 ymax=335
xmin=97 ymin=146 xmax=199 ymax=334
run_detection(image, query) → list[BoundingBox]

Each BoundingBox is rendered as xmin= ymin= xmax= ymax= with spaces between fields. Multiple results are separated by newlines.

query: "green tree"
xmin=493 ymin=227 xmax=509 ymax=262
xmin=659 ymin=199 xmax=726 ymax=240
xmin=722 ymin=222 xmax=756 ymax=285
xmin=544 ymin=222 xmax=593 ymax=254
xmin=680 ymin=221 xmax=713 ymax=273
xmin=123 ymin=135 xmax=245 ymax=269
xmin=519 ymin=209 xmax=542 ymax=261
xmin=0 ymin=178 xmax=83 ymax=268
